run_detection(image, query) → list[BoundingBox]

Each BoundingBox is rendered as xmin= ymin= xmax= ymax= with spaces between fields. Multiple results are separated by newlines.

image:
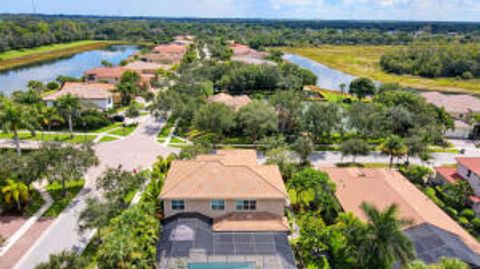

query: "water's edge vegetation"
xmin=0 ymin=40 xmax=121 ymax=71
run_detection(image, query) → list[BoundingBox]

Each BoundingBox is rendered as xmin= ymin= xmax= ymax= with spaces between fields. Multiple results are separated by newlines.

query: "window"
xmin=211 ymin=200 xmax=225 ymax=210
xmin=171 ymin=200 xmax=185 ymax=211
xmin=236 ymin=200 xmax=256 ymax=211
xmin=467 ymin=170 xmax=472 ymax=178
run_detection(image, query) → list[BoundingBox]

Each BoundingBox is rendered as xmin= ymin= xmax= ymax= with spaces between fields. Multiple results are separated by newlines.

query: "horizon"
xmin=3 ymin=13 xmax=480 ymax=24
xmin=3 ymin=0 xmax=480 ymax=22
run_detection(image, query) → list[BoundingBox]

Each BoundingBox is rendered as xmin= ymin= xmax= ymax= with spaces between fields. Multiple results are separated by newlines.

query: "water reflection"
xmin=0 ymin=45 xmax=139 ymax=95
xmin=283 ymin=54 xmax=358 ymax=92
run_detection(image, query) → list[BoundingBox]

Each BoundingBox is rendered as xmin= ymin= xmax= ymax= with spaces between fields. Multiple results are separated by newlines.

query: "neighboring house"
xmin=173 ymin=34 xmax=195 ymax=46
xmin=323 ymin=167 xmax=480 ymax=267
xmin=435 ymin=158 xmax=480 ymax=216
xmin=421 ymin=91 xmax=480 ymax=139
xmin=207 ymin=93 xmax=252 ymax=111
xmin=84 ymin=66 xmax=128 ymax=84
xmin=43 ymin=82 xmax=114 ymax=110
xmin=125 ymin=61 xmax=169 ymax=74
xmin=230 ymin=43 xmax=274 ymax=65
xmin=158 ymin=150 xmax=296 ymax=269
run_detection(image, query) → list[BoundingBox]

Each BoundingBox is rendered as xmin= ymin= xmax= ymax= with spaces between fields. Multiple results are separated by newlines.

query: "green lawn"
xmin=99 ymin=136 xmax=119 ymax=143
xmin=282 ymin=46 xmax=480 ymax=94
xmin=158 ymin=117 xmax=176 ymax=139
xmin=109 ymin=124 xmax=138 ymax=136
xmin=43 ymin=179 xmax=85 ymax=217
xmin=0 ymin=41 xmax=119 ymax=70
xmin=24 ymin=189 xmax=46 ymax=216
xmin=0 ymin=132 xmax=96 ymax=143
xmin=170 ymin=137 xmax=186 ymax=144
xmin=92 ymin=123 xmax=123 ymax=133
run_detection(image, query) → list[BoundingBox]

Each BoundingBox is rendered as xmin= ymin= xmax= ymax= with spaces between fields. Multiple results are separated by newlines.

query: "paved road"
xmin=15 ymin=115 xmax=178 ymax=269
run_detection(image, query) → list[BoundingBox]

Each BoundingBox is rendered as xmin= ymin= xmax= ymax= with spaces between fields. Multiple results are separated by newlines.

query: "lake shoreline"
xmin=282 ymin=46 xmax=480 ymax=94
xmin=0 ymin=41 xmax=122 ymax=71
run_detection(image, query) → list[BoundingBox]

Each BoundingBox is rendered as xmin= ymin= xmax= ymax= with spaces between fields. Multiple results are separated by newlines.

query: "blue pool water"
xmin=188 ymin=262 xmax=255 ymax=269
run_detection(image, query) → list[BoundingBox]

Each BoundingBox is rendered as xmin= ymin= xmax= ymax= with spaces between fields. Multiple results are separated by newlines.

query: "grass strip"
xmin=43 ymin=179 xmax=85 ymax=217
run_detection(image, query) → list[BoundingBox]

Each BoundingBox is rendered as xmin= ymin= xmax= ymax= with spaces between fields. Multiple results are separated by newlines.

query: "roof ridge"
xmin=160 ymin=162 xmax=211 ymax=197
xmin=380 ymin=169 xmax=427 ymax=224
xmin=243 ymin=165 xmax=287 ymax=198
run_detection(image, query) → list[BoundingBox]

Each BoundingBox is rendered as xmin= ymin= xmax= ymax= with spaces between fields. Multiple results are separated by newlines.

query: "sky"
xmin=2 ymin=0 xmax=480 ymax=22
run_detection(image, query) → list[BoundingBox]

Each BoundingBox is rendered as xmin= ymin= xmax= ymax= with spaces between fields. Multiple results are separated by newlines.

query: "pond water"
xmin=283 ymin=54 xmax=358 ymax=91
xmin=0 ymin=45 xmax=139 ymax=95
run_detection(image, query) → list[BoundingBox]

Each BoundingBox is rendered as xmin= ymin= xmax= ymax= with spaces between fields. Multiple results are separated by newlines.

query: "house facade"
xmin=43 ymin=82 xmax=114 ymax=111
xmin=435 ymin=158 xmax=480 ymax=216
xmin=159 ymin=150 xmax=289 ymax=231
xmin=157 ymin=150 xmax=296 ymax=269
xmin=421 ymin=92 xmax=480 ymax=139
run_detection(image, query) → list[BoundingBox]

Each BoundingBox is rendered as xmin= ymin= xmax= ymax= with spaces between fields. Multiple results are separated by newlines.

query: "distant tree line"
xmin=380 ymin=42 xmax=480 ymax=79
xmin=2 ymin=15 xmax=480 ymax=52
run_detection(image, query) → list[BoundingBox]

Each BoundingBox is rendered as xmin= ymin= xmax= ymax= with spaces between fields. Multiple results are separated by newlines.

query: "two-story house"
xmin=157 ymin=150 xmax=296 ymax=269
xmin=435 ymin=157 xmax=480 ymax=216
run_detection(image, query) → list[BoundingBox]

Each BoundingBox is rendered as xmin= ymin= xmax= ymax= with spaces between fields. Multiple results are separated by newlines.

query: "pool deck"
xmin=157 ymin=217 xmax=297 ymax=269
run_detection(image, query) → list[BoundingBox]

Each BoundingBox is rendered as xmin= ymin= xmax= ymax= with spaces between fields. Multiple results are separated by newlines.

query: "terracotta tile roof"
xmin=153 ymin=43 xmax=188 ymax=54
xmin=421 ymin=91 xmax=480 ymax=114
xmin=43 ymin=82 xmax=114 ymax=101
xmin=322 ymin=167 xmax=480 ymax=254
xmin=456 ymin=157 xmax=480 ymax=175
xmin=207 ymin=93 xmax=252 ymax=111
xmin=213 ymin=212 xmax=289 ymax=232
xmin=84 ymin=66 xmax=128 ymax=79
xmin=160 ymin=150 xmax=288 ymax=200
xmin=125 ymin=61 xmax=169 ymax=72
xmin=140 ymin=53 xmax=183 ymax=65
xmin=435 ymin=167 xmax=464 ymax=184
xmin=470 ymin=196 xmax=480 ymax=204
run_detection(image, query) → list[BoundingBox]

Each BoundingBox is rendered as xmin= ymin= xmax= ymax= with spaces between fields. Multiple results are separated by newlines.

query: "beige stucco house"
xmin=43 ymin=82 xmax=114 ymax=111
xmin=435 ymin=158 xmax=480 ymax=217
xmin=159 ymin=150 xmax=289 ymax=232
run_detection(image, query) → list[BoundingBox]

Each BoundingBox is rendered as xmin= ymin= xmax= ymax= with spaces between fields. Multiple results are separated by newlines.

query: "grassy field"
xmin=43 ymin=179 xmax=85 ymax=217
xmin=283 ymin=46 xmax=480 ymax=94
xmin=0 ymin=40 xmax=120 ymax=71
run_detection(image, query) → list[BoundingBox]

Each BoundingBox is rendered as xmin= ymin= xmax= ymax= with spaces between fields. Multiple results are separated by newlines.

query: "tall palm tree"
xmin=0 ymin=100 xmax=34 ymax=155
xmin=380 ymin=135 xmax=408 ymax=169
xmin=360 ymin=202 xmax=415 ymax=268
xmin=55 ymin=94 xmax=80 ymax=138
xmin=339 ymin=83 xmax=347 ymax=96
xmin=2 ymin=179 xmax=29 ymax=211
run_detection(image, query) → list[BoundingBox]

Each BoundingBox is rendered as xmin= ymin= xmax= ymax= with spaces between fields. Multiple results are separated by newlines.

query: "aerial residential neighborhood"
xmin=1 ymin=2 xmax=480 ymax=269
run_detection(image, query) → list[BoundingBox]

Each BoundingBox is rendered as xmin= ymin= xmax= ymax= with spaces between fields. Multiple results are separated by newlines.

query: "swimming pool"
xmin=188 ymin=262 xmax=256 ymax=269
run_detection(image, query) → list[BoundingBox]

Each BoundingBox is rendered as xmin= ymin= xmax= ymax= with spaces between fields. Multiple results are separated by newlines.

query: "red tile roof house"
xmin=230 ymin=43 xmax=274 ymax=65
xmin=323 ymin=167 xmax=480 ymax=266
xmin=139 ymin=43 xmax=188 ymax=66
xmin=435 ymin=158 xmax=480 ymax=216
xmin=43 ymin=82 xmax=114 ymax=111
xmin=421 ymin=91 xmax=480 ymax=139
xmin=84 ymin=66 xmax=129 ymax=84
xmin=157 ymin=150 xmax=297 ymax=269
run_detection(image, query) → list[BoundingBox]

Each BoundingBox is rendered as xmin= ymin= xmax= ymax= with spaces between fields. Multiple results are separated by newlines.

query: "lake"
xmin=0 ymin=45 xmax=139 ymax=95
xmin=283 ymin=54 xmax=358 ymax=91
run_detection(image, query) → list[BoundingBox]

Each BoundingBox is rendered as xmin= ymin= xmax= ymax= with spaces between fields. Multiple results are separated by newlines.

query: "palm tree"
xmin=380 ymin=135 xmax=408 ymax=169
xmin=39 ymin=105 xmax=63 ymax=132
xmin=55 ymin=94 xmax=80 ymax=138
xmin=0 ymin=100 xmax=34 ymax=155
xmin=2 ymin=179 xmax=29 ymax=211
xmin=360 ymin=202 xmax=415 ymax=268
xmin=339 ymin=83 xmax=347 ymax=96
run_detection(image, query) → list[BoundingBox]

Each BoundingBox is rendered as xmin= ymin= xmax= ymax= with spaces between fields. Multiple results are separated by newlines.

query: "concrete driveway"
xmin=14 ymin=115 xmax=178 ymax=269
